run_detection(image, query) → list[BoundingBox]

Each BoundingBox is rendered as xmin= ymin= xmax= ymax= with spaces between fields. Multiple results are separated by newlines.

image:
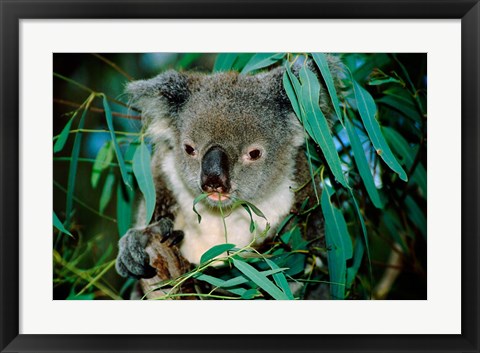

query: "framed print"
xmin=1 ymin=0 xmax=479 ymax=352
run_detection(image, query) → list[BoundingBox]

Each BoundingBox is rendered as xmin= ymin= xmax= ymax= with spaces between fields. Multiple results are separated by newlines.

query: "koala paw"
xmin=115 ymin=218 xmax=179 ymax=279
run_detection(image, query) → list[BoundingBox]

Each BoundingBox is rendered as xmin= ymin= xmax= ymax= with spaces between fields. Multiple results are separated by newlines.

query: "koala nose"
xmin=201 ymin=146 xmax=230 ymax=194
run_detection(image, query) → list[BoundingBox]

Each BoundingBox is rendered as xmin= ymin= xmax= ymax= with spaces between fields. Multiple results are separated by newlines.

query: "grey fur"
xmin=116 ymin=55 xmax=343 ymax=282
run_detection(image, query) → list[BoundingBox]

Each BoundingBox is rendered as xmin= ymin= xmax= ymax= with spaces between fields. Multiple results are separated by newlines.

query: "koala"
xmin=115 ymin=56 xmax=342 ymax=297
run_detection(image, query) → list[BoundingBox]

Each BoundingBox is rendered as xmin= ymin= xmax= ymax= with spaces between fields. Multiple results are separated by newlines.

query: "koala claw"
xmin=169 ymin=230 xmax=184 ymax=247
xmin=116 ymin=228 xmax=156 ymax=279
xmin=116 ymin=218 xmax=175 ymax=279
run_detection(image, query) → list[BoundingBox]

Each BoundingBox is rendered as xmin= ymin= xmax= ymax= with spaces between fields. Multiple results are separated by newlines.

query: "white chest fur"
xmin=161 ymin=153 xmax=295 ymax=265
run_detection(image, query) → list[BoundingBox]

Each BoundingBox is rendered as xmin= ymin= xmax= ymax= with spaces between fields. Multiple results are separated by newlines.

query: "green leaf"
xmin=347 ymin=189 xmax=372 ymax=288
xmin=368 ymin=77 xmax=403 ymax=86
xmin=346 ymin=234 xmax=365 ymax=289
xmin=91 ymin=141 xmax=114 ymax=188
xmin=241 ymin=289 xmax=259 ymax=299
xmin=243 ymin=204 xmax=257 ymax=233
xmin=321 ymin=185 xmax=352 ymax=299
xmin=192 ymin=193 xmax=209 ymax=223
xmin=220 ymin=275 xmax=250 ymax=288
xmin=116 ymin=140 xmax=136 ymax=237
xmin=350 ymin=76 xmax=407 ymax=181
xmin=231 ymin=54 xmax=255 ymax=72
xmin=232 ymin=258 xmax=289 ymax=300
xmin=65 ymin=95 xmax=93 ymax=226
xmin=299 ymin=66 xmax=347 ymax=187
xmin=193 ymin=274 xmax=249 ymax=297
xmin=116 ymin=182 xmax=133 ymax=237
xmin=269 ymin=251 xmax=307 ymax=277
xmin=228 ymin=200 xmax=267 ymax=233
xmin=311 ymin=53 xmax=343 ymax=124
xmin=284 ymin=62 xmax=320 ymax=202
xmin=194 ymin=274 xmax=247 ymax=297
xmin=53 ymin=211 xmax=73 ymax=237
xmin=54 ymin=111 xmax=79 ymax=153
xmin=265 ymin=258 xmax=294 ymax=299
xmin=195 ymin=268 xmax=288 ymax=299
xmin=378 ymin=93 xmax=421 ymax=123
xmin=99 ymin=171 xmax=115 ymax=214
xmin=196 ymin=268 xmax=288 ymax=288
xmin=383 ymin=127 xmax=427 ymax=197
xmin=345 ymin=118 xmax=384 ymax=208
xmin=282 ymin=70 xmax=302 ymax=119
xmin=200 ymin=243 xmax=236 ymax=264
xmin=240 ymin=53 xmax=285 ymax=75
xmin=213 ymin=53 xmax=239 ymax=72
xmin=102 ymin=95 xmax=132 ymax=189
xmin=132 ymin=142 xmax=156 ymax=225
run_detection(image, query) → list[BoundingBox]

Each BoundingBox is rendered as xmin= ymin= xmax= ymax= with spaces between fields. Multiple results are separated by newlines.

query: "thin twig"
xmin=54 ymin=98 xmax=141 ymax=120
xmin=91 ymin=53 xmax=134 ymax=81
xmin=53 ymin=73 xmax=139 ymax=112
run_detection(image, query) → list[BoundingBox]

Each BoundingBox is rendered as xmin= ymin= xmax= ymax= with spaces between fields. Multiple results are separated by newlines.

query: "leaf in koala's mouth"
xmin=207 ymin=193 xmax=230 ymax=202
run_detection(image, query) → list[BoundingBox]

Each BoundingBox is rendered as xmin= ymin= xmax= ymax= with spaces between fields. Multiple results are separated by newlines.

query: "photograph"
xmin=1 ymin=0 xmax=478 ymax=349
xmin=53 ymin=52 xmax=427 ymax=301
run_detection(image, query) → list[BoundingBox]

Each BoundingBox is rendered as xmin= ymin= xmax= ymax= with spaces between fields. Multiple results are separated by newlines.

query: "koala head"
xmin=126 ymin=68 xmax=304 ymax=207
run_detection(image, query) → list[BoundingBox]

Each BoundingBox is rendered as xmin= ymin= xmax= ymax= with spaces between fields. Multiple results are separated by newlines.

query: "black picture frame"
xmin=1 ymin=1 xmax=479 ymax=352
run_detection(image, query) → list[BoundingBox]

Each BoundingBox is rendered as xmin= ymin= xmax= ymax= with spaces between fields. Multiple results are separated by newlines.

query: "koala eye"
xmin=248 ymin=149 xmax=262 ymax=160
xmin=184 ymin=144 xmax=196 ymax=156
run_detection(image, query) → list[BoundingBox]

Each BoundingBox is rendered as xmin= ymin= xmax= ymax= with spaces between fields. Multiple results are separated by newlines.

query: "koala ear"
xmin=259 ymin=66 xmax=292 ymax=112
xmin=126 ymin=70 xmax=191 ymax=146
xmin=126 ymin=70 xmax=190 ymax=115
xmin=256 ymin=67 xmax=305 ymax=147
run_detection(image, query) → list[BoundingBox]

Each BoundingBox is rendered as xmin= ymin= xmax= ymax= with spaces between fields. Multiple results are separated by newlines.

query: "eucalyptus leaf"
xmin=348 ymin=188 xmax=372 ymax=285
xmin=200 ymin=243 xmax=236 ymax=264
xmin=241 ymin=53 xmax=285 ymax=75
xmin=192 ymin=193 xmax=209 ymax=223
xmin=116 ymin=182 xmax=133 ymax=237
xmin=284 ymin=62 xmax=320 ymax=201
xmin=54 ymin=110 xmax=80 ymax=153
xmin=378 ymin=95 xmax=421 ymax=123
xmin=299 ymin=66 xmax=347 ymax=187
xmin=91 ymin=141 xmax=114 ymax=188
xmin=241 ymin=289 xmax=259 ymax=299
xmin=282 ymin=70 xmax=301 ymax=119
xmin=345 ymin=118 xmax=384 ymax=208
xmin=368 ymin=77 xmax=403 ymax=86
xmin=321 ymin=185 xmax=352 ymax=299
xmin=213 ymin=53 xmax=239 ymax=72
xmin=265 ymin=258 xmax=294 ymax=299
xmin=65 ymin=95 xmax=93 ymax=226
xmin=99 ymin=171 xmax=115 ymax=214
xmin=351 ymin=76 xmax=407 ymax=181
xmin=232 ymin=258 xmax=289 ymax=300
xmin=346 ymin=234 xmax=365 ymax=289
xmin=102 ymin=95 xmax=132 ymax=189
xmin=132 ymin=142 xmax=156 ymax=225
xmin=311 ymin=53 xmax=343 ymax=124
xmin=53 ymin=211 xmax=73 ymax=237
xmin=383 ymin=127 xmax=427 ymax=197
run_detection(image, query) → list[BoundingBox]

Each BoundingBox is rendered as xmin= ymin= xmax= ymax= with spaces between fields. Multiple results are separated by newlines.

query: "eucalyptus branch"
xmin=54 ymin=98 xmax=141 ymax=120
xmin=91 ymin=53 xmax=134 ymax=81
